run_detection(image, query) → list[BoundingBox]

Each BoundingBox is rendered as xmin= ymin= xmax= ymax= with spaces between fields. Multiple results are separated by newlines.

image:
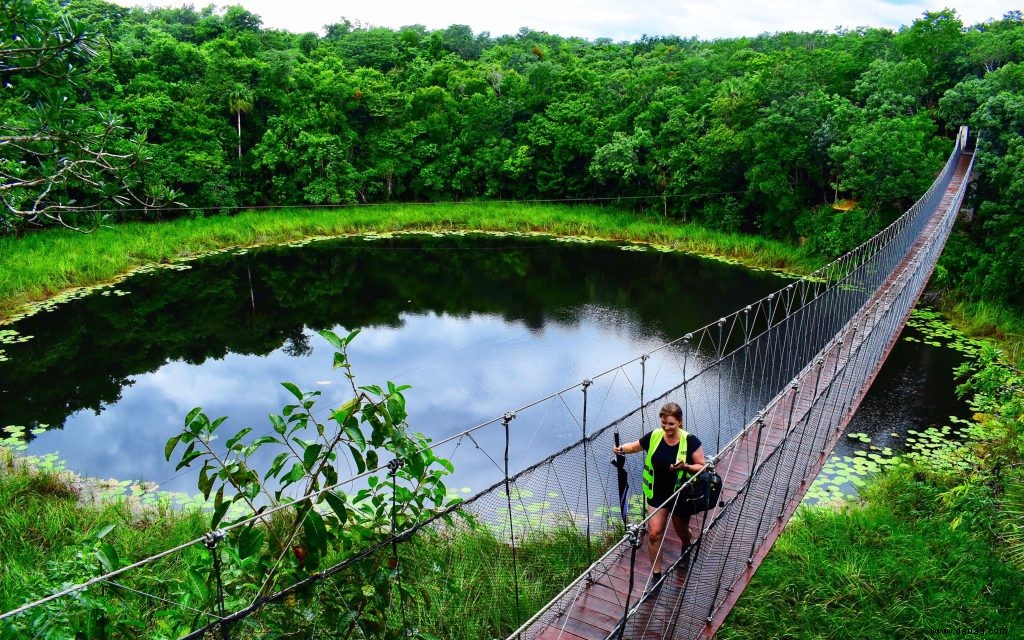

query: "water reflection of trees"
xmin=0 ymin=235 xmax=783 ymax=431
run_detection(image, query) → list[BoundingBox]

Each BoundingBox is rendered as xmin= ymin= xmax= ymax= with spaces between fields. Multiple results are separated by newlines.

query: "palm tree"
xmin=227 ymin=87 xmax=253 ymax=160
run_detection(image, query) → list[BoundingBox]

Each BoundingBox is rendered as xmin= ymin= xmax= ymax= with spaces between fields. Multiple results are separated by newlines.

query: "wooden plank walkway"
xmin=523 ymin=150 xmax=973 ymax=640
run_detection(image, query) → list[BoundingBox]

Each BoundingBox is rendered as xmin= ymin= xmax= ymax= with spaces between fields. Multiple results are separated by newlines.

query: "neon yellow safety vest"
xmin=642 ymin=428 xmax=690 ymax=501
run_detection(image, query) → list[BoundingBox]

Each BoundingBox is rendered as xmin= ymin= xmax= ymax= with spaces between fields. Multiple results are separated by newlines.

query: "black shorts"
xmin=648 ymin=493 xmax=689 ymax=518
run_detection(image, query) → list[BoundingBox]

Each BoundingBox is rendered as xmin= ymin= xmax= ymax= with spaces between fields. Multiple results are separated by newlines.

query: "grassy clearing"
xmin=940 ymin=296 xmax=1024 ymax=366
xmin=386 ymin=524 xmax=599 ymax=638
xmin=720 ymin=463 xmax=1024 ymax=640
xmin=0 ymin=203 xmax=817 ymax=321
xmin=244 ymin=521 xmax=605 ymax=639
xmin=0 ymin=445 xmax=600 ymax=638
xmin=0 ymin=451 xmax=208 ymax=619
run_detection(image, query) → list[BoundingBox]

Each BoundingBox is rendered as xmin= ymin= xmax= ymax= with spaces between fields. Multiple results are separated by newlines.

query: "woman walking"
xmin=612 ymin=402 xmax=705 ymax=591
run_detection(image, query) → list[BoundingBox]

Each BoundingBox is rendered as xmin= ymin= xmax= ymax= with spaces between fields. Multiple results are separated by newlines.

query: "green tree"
xmin=165 ymin=329 xmax=460 ymax=637
xmin=897 ymin=10 xmax=969 ymax=105
xmin=227 ymin=85 xmax=253 ymax=160
xmin=965 ymin=11 xmax=1024 ymax=73
xmin=0 ymin=0 xmax=166 ymax=231
xmin=830 ymin=113 xmax=945 ymax=212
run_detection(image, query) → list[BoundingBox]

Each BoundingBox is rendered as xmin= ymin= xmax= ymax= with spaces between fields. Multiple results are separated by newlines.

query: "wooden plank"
xmin=535 ymin=625 xmax=589 ymax=640
xmin=572 ymin=592 xmax=630 ymax=620
xmin=567 ymin=602 xmax=622 ymax=629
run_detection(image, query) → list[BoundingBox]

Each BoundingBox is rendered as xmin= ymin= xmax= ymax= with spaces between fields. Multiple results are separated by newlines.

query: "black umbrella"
xmin=612 ymin=432 xmax=629 ymax=527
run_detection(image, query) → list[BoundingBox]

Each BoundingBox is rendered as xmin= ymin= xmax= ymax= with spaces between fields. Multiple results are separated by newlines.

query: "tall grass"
xmin=0 ymin=446 xmax=603 ymax=638
xmin=720 ymin=464 xmax=1024 ymax=639
xmin=0 ymin=453 xmax=207 ymax=616
xmin=941 ymin=296 xmax=1024 ymax=366
xmin=390 ymin=524 xmax=601 ymax=638
xmin=0 ymin=203 xmax=817 ymax=321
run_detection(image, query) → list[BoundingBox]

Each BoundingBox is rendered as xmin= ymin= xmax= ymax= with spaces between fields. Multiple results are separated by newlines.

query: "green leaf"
xmin=186 ymin=409 xmax=209 ymax=435
xmin=323 ymin=491 xmax=348 ymax=523
xmin=406 ymin=453 xmax=426 ymax=479
xmin=360 ymin=384 xmax=384 ymax=396
xmin=249 ymin=435 xmax=281 ymax=447
xmin=303 ymin=509 xmax=328 ymax=556
xmin=95 ymin=524 xmax=116 ymax=540
xmin=284 ymin=462 xmax=305 ymax=484
xmin=348 ymin=445 xmax=366 ymax=474
xmin=303 ymin=443 xmax=323 ymax=472
xmin=387 ymin=394 xmax=407 ymax=424
xmin=211 ymin=499 xmax=230 ymax=530
xmin=236 ymin=527 xmax=265 ymax=560
xmin=344 ymin=329 xmax=361 ymax=345
xmin=266 ymin=452 xmax=290 ymax=481
xmin=365 ymin=449 xmax=379 ymax=471
xmin=343 ymin=421 xmax=366 ymax=450
xmin=96 ymin=543 xmax=120 ymax=573
xmin=318 ymin=329 xmax=346 ymax=351
xmin=199 ymin=465 xmax=215 ymax=500
xmin=164 ymin=434 xmax=182 ymax=461
xmin=225 ymin=427 xmax=253 ymax=451
xmin=186 ymin=566 xmax=212 ymax=601
xmin=185 ymin=407 xmax=204 ymax=426
xmin=270 ymin=414 xmax=287 ymax=436
xmin=175 ymin=448 xmax=202 ymax=471
xmin=281 ymin=382 xmax=303 ymax=401
xmin=331 ymin=402 xmax=357 ymax=425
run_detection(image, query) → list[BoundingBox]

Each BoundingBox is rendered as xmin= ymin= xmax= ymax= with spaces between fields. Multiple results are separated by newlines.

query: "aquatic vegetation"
xmin=805 ymin=420 xmax=973 ymax=506
xmin=904 ymin=307 xmax=987 ymax=359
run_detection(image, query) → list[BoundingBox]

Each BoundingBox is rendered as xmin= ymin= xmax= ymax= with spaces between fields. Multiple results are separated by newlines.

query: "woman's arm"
xmin=672 ymin=446 xmax=706 ymax=473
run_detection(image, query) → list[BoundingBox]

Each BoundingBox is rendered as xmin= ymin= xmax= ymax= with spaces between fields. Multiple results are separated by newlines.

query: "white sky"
xmin=106 ymin=1 xmax=1022 ymax=41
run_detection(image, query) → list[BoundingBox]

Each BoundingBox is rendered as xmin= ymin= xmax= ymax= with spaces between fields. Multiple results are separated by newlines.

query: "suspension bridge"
xmin=0 ymin=127 xmax=974 ymax=639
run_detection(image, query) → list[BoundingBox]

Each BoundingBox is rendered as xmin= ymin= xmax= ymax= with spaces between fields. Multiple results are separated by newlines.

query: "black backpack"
xmin=674 ymin=469 xmax=723 ymax=517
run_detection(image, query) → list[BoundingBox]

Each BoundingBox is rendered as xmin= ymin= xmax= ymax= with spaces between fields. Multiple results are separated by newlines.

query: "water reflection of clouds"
xmin=25 ymin=303 xmax=696 ymax=497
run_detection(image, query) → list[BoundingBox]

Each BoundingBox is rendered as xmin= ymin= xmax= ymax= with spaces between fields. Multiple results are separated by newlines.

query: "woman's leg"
xmin=646 ymin=504 xmax=669 ymax=573
xmin=670 ymin=512 xmax=692 ymax=549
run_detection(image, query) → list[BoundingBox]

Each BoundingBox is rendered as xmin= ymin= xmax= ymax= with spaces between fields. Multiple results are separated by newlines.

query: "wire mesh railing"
xmin=0 ymin=128 xmax=972 ymax=640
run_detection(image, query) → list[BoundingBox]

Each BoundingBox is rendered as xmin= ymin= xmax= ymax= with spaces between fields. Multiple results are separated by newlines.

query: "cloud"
xmin=108 ymin=0 xmax=1021 ymax=40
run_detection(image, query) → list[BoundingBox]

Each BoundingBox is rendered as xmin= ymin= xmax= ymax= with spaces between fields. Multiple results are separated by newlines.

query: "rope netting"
xmin=0 ymin=128 xmax=972 ymax=640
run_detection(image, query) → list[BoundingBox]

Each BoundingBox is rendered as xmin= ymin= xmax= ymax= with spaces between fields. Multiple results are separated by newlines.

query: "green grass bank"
xmin=0 ymin=203 xmax=818 ymax=322
xmin=0 ymin=449 xmax=599 ymax=638
xmin=720 ymin=464 xmax=1024 ymax=639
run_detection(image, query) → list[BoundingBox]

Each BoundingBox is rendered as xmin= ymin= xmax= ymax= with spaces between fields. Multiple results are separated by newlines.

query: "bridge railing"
xmin=0 ymin=129 xmax=972 ymax=640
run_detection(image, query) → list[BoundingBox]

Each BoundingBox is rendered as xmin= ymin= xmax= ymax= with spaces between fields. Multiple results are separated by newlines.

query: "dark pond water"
xmin=0 ymin=233 xmax=796 ymax=499
xmin=0 ymin=232 xmax=973 ymax=505
xmin=805 ymin=312 xmax=977 ymax=503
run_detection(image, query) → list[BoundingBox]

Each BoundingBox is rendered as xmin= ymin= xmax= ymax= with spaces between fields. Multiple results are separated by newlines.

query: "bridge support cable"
xmin=782 ymin=359 xmax=825 ymax=507
xmin=201 ymin=530 xmax=231 ymax=640
xmin=503 ymin=411 xmax=523 ymax=628
xmin=582 ymin=378 xmax=594 ymax=563
xmin=641 ymin=353 xmax=649 ymax=436
xmin=798 ymin=358 xmax=834 ymax=486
